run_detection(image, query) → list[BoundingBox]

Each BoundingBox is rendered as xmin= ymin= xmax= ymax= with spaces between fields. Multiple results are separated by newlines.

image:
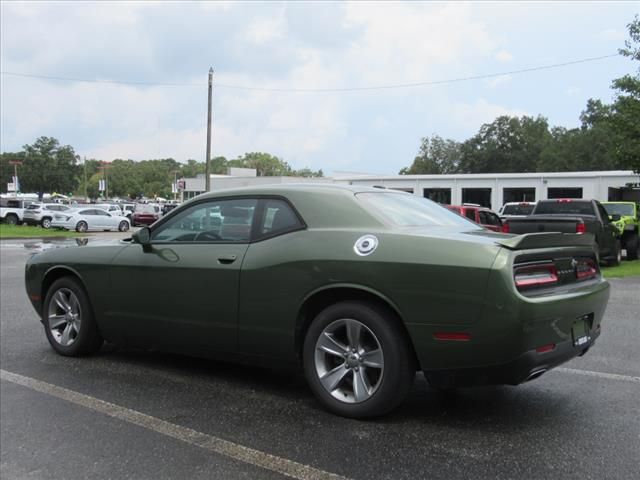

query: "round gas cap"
xmin=354 ymin=235 xmax=378 ymax=256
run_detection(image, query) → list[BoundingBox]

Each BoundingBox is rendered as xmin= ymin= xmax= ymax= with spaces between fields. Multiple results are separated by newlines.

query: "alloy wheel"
xmin=42 ymin=218 xmax=51 ymax=229
xmin=47 ymin=288 xmax=82 ymax=347
xmin=314 ymin=318 xmax=384 ymax=403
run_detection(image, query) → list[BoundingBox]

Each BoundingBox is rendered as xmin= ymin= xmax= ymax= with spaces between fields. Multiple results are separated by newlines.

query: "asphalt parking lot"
xmin=1 ymin=234 xmax=639 ymax=480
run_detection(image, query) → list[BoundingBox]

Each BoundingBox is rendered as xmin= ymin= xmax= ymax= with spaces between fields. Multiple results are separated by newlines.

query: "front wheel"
xmin=41 ymin=217 xmax=52 ymax=229
xmin=118 ymin=220 xmax=129 ymax=232
xmin=76 ymin=221 xmax=88 ymax=233
xmin=303 ymin=301 xmax=415 ymax=418
xmin=42 ymin=277 xmax=103 ymax=356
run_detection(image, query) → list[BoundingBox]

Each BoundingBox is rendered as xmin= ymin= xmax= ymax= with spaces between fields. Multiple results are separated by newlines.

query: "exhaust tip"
xmin=525 ymin=369 xmax=547 ymax=382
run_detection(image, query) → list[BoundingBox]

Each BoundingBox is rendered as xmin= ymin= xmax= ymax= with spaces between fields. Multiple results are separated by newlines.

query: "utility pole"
xmin=205 ymin=67 xmax=213 ymax=193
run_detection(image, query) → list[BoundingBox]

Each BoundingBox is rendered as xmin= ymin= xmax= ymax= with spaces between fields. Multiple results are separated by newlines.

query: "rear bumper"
xmin=425 ymin=326 xmax=601 ymax=387
xmin=133 ymin=217 xmax=156 ymax=225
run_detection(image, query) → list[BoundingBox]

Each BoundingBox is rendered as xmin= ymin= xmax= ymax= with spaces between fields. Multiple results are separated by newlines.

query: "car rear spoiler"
xmin=496 ymin=232 xmax=595 ymax=251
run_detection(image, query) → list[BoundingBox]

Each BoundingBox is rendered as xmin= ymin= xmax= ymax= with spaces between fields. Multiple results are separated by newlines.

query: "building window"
xmin=503 ymin=188 xmax=535 ymax=203
xmin=547 ymin=187 xmax=583 ymax=199
xmin=462 ymin=188 xmax=492 ymax=208
xmin=423 ymin=188 xmax=451 ymax=204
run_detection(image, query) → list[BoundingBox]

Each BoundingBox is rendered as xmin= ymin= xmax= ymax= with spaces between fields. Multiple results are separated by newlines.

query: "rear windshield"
xmin=534 ymin=201 xmax=594 ymax=215
xmin=502 ymin=204 xmax=535 ymax=215
xmin=135 ymin=204 xmax=158 ymax=214
xmin=356 ymin=192 xmax=478 ymax=228
xmin=603 ymin=203 xmax=635 ymax=216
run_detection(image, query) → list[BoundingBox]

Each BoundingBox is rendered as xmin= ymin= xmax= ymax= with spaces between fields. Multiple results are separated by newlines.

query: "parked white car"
xmin=94 ymin=204 xmax=124 ymax=217
xmin=23 ymin=203 xmax=72 ymax=228
xmin=51 ymin=208 xmax=130 ymax=232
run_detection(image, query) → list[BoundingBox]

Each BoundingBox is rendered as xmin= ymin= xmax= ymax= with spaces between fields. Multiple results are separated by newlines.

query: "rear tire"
xmin=625 ymin=234 xmax=639 ymax=260
xmin=303 ymin=300 xmax=415 ymax=418
xmin=5 ymin=214 xmax=18 ymax=225
xmin=76 ymin=221 xmax=88 ymax=233
xmin=42 ymin=277 xmax=103 ymax=356
xmin=118 ymin=221 xmax=129 ymax=232
xmin=41 ymin=217 xmax=52 ymax=229
xmin=607 ymin=239 xmax=622 ymax=267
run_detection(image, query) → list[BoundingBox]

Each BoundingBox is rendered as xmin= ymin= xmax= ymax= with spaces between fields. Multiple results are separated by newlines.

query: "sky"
xmin=1 ymin=1 xmax=637 ymax=175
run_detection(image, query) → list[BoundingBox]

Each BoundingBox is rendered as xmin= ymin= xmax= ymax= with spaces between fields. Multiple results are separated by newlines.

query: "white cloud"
xmin=451 ymin=99 xmax=528 ymax=133
xmin=599 ymin=28 xmax=625 ymax=41
xmin=495 ymin=50 xmax=513 ymax=62
xmin=485 ymin=75 xmax=513 ymax=88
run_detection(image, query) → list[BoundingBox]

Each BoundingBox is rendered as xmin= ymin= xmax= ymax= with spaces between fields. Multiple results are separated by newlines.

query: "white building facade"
xmin=182 ymin=170 xmax=639 ymax=209
xmin=335 ymin=171 xmax=640 ymax=209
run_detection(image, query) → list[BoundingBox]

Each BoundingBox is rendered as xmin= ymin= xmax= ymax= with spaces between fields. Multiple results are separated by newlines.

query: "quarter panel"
xmin=238 ymin=229 xmax=500 ymax=362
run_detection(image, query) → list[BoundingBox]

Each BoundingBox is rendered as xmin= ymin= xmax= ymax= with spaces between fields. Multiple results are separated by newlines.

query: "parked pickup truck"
xmin=502 ymin=199 xmax=621 ymax=265
xmin=602 ymin=201 xmax=639 ymax=260
xmin=0 ymin=197 xmax=33 ymax=225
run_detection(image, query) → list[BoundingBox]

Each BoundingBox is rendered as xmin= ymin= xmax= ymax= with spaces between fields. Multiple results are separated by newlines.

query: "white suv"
xmin=23 ymin=203 xmax=72 ymax=228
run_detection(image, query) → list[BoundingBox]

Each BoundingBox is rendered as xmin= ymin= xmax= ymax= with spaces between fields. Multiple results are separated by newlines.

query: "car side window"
xmin=151 ymin=198 xmax=257 ymax=243
xmin=258 ymin=199 xmax=304 ymax=239
xmin=465 ymin=209 xmax=476 ymax=221
xmin=80 ymin=210 xmax=95 ymax=215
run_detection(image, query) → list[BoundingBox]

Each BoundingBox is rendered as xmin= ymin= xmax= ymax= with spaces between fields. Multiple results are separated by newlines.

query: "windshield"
xmin=603 ymin=203 xmax=635 ymax=217
xmin=356 ymin=192 xmax=479 ymax=228
xmin=502 ymin=204 xmax=535 ymax=215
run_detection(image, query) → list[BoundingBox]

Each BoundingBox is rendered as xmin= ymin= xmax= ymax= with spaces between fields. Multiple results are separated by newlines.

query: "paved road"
xmin=1 ymin=237 xmax=639 ymax=480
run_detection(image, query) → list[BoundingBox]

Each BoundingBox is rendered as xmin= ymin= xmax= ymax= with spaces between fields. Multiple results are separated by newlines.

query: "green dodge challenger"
xmin=25 ymin=185 xmax=610 ymax=418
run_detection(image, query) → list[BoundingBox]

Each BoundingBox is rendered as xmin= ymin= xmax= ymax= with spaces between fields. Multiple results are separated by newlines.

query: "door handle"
xmin=217 ymin=254 xmax=237 ymax=264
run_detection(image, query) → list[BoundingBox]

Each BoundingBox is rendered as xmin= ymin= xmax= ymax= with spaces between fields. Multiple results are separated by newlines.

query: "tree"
xmin=19 ymin=137 xmax=80 ymax=198
xmin=608 ymin=15 xmax=640 ymax=172
xmin=457 ymin=116 xmax=552 ymax=173
xmin=228 ymin=152 xmax=293 ymax=176
xmin=399 ymin=135 xmax=460 ymax=174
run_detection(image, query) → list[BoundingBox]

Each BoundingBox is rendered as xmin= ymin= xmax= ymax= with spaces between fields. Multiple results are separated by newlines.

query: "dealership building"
xmin=183 ymin=170 xmax=639 ymax=209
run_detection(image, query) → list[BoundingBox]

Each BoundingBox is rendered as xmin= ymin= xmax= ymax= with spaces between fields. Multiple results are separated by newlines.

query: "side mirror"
xmin=132 ymin=227 xmax=151 ymax=246
xmin=611 ymin=214 xmax=621 ymax=222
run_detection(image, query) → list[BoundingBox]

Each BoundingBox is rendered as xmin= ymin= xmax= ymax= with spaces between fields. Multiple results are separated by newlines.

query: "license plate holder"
xmin=572 ymin=315 xmax=592 ymax=347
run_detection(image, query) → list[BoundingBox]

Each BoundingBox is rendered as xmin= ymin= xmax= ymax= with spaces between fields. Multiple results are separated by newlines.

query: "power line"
xmin=0 ymin=53 xmax=620 ymax=92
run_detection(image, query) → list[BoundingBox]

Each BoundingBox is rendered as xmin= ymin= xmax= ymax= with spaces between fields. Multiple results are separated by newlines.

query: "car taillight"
xmin=575 ymin=258 xmax=598 ymax=281
xmin=501 ymin=222 xmax=510 ymax=233
xmin=576 ymin=222 xmax=586 ymax=234
xmin=514 ymin=263 xmax=558 ymax=290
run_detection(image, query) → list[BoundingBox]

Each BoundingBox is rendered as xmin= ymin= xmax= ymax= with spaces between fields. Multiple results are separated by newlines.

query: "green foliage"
xmin=0 ymin=137 xmax=81 ymax=197
xmin=609 ymin=15 xmax=640 ymax=173
xmin=458 ymin=116 xmax=552 ymax=173
xmin=399 ymin=135 xmax=460 ymax=175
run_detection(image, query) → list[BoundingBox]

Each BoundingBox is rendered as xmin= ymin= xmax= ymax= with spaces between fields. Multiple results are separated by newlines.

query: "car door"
xmin=595 ymin=201 xmax=618 ymax=256
xmin=237 ymin=198 xmax=306 ymax=358
xmin=77 ymin=209 xmax=98 ymax=230
xmin=108 ymin=197 xmax=258 ymax=354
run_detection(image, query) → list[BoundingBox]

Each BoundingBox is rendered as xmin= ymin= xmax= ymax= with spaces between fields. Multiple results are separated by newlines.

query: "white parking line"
xmin=0 ymin=369 xmax=348 ymax=480
xmin=556 ymin=367 xmax=640 ymax=383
